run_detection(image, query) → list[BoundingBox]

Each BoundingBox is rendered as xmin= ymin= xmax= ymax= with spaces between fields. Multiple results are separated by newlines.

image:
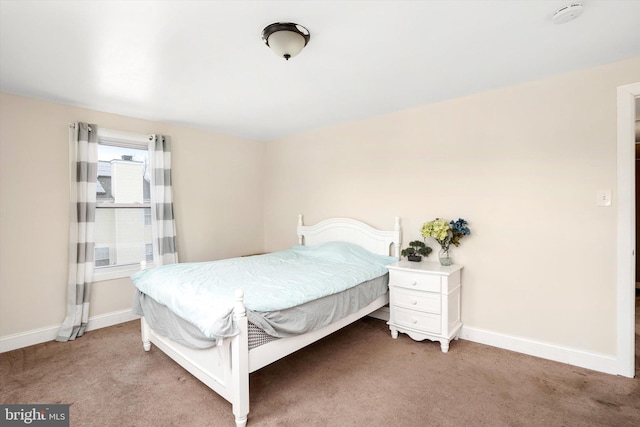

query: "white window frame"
xmin=93 ymin=129 xmax=155 ymax=282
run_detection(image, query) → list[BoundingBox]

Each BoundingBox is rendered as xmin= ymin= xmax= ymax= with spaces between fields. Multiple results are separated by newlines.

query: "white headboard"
xmin=296 ymin=214 xmax=402 ymax=258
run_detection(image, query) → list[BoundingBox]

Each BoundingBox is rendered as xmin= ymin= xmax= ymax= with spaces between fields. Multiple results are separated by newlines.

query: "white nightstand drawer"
xmin=393 ymin=307 xmax=441 ymax=334
xmin=391 ymin=287 xmax=441 ymax=314
xmin=389 ymin=270 xmax=441 ymax=292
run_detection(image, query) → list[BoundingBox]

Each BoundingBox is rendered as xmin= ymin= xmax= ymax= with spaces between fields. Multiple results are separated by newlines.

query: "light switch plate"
xmin=596 ymin=190 xmax=612 ymax=207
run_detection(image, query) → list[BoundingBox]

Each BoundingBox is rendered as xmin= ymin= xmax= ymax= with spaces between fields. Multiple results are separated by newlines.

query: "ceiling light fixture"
xmin=262 ymin=22 xmax=310 ymax=60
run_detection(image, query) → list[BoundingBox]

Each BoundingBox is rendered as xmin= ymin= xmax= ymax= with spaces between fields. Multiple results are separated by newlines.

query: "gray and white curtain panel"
xmin=57 ymin=122 xmax=98 ymax=342
xmin=149 ymin=134 xmax=178 ymax=266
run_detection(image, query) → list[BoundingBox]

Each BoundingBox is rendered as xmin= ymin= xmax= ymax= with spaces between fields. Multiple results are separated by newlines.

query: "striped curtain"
xmin=57 ymin=122 xmax=98 ymax=342
xmin=149 ymin=134 xmax=178 ymax=265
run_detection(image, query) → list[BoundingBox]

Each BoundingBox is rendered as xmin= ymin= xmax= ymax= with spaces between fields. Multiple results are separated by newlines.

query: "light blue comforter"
xmin=131 ymin=242 xmax=396 ymax=339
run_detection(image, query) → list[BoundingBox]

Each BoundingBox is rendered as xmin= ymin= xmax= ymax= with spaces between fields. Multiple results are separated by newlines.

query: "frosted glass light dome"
xmin=262 ymin=23 xmax=310 ymax=60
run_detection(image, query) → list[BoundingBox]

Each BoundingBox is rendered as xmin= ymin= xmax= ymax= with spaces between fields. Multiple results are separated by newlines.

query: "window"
xmin=94 ymin=247 xmax=110 ymax=267
xmin=94 ymin=129 xmax=154 ymax=281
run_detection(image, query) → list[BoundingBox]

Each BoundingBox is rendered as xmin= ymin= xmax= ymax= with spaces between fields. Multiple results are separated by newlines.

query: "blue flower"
xmin=450 ymin=218 xmax=470 ymax=236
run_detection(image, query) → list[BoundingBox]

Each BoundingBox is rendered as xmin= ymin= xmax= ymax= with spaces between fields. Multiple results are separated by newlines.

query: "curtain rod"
xmin=69 ymin=123 xmax=165 ymax=142
xmin=68 ymin=122 xmax=92 ymax=131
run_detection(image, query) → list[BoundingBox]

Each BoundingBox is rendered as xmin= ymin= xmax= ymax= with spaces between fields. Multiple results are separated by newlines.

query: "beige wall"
xmin=263 ymin=57 xmax=640 ymax=356
xmin=0 ymin=93 xmax=265 ymax=336
xmin=1 ymin=57 xmax=638 ymax=356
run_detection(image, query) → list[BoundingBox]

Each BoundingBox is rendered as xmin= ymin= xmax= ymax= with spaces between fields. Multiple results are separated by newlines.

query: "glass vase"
xmin=439 ymin=248 xmax=452 ymax=266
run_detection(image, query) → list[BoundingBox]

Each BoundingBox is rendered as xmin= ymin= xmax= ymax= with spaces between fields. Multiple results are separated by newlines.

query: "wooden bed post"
xmin=394 ymin=216 xmax=401 ymax=259
xmin=141 ymin=317 xmax=152 ymax=352
xmin=139 ymin=261 xmax=152 ymax=351
xmin=297 ymin=214 xmax=304 ymax=245
xmin=231 ymin=289 xmax=249 ymax=427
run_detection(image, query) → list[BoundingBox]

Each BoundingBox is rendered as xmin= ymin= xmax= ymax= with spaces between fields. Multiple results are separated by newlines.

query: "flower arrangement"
xmin=421 ymin=218 xmax=470 ymax=265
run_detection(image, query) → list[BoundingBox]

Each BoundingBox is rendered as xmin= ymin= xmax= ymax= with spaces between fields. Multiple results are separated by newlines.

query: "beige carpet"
xmin=1 ymin=306 xmax=639 ymax=427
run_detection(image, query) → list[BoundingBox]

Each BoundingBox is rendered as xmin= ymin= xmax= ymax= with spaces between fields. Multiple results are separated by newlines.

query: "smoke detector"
xmin=552 ymin=2 xmax=584 ymax=24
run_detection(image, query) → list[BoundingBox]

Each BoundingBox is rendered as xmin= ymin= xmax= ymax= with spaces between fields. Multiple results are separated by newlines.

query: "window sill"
xmin=93 ymin=262 xmax=154 ymax=282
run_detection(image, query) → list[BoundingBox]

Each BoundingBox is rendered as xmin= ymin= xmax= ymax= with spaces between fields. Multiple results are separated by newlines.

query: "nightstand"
xmin=386 ymin=260 xmax=463 ymax=352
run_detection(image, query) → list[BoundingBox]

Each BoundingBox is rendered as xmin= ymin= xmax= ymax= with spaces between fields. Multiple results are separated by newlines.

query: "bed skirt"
xmin=133 ymin=273 xmax=389 ymax=350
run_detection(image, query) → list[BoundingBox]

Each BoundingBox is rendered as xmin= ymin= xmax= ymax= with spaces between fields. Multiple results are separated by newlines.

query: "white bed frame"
xmin=140 ymin=215 xmax=401 ymax=427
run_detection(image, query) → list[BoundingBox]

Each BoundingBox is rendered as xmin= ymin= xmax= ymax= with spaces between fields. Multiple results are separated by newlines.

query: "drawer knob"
xmin=411 ymin=318 xmax=417 ymax=324
xmin=411 ymin=299 xmax=417 ymax=305
xmin=410 ymin=281 xmax=417 ymax=286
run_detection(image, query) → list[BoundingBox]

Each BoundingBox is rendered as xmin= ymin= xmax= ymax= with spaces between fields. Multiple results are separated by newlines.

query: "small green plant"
xmin=400 ymin=240 xmax=432 ymax=261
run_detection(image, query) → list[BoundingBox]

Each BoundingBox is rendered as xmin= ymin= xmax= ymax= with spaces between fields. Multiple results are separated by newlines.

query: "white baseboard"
xmin=1 ymin=309 xmax=622 ymax=376
xmin=459 ymin=325 xmax=619 ymax=376
xmin=84 ymin=309 xmax=139 ymax=333
xmin=366 ymin=309 xmax=619 ymax=375
xmin=0 ymin=309 xmax=140 ymax=353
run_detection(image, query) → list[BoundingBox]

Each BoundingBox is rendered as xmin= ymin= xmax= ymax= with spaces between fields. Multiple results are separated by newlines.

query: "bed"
xmin=132 ymin=215 xmax=402 ymax=427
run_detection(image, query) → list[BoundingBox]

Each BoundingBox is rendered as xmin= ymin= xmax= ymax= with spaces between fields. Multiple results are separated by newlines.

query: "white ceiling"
xmin=1 ymin=0 xmax=639 ymax=141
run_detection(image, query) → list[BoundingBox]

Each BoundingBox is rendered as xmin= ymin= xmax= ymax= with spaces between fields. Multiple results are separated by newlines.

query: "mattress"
xmin=133 ymin=273 xmax=389 ymax=350
xmin=131 ymin=242 xmax=397 ymax=340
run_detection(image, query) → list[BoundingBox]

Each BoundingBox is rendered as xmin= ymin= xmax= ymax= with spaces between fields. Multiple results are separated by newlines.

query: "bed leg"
xmin=141 ymin=317 xmax=151 ymax=351
xmin=235 ymin=415 xmax=248 ymax=427
xmin=231 ymin=289 xmax=250 ymax=427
